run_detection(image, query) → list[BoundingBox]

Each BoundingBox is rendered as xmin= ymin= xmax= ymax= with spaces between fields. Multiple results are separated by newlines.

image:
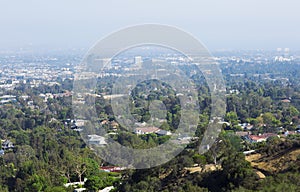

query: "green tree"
xmin=85 ymin=175 xmax=103 ymax=191
xmin=225 ymin=111 xmax=239 ymax=127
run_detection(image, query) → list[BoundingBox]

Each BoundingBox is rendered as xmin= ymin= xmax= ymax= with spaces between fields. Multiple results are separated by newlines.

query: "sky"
xmin=0 ymin=0 xmax=299 ymax=51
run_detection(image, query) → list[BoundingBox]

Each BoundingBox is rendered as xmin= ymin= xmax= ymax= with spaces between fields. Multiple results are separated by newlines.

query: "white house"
xmin=87 ymin=135 xmax=107 ymax=146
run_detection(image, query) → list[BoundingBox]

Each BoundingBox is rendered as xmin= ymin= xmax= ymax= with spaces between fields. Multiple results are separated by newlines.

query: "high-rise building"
xmin=94 ymin=58 xmax=111 ymax=69
xmin=102 ymin=58 xmax=112 ymax=69
xmin=134 ymin=56 xmax=142 ymax=68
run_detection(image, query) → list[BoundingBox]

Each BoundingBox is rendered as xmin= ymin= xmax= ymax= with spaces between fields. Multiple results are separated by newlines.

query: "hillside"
xmin=246 ymin=147 xmax=300 ymax=174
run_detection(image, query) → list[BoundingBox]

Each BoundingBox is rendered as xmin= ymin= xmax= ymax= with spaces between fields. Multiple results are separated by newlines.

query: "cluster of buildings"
xmin=39 ymin=91 xmax=72 ymax=102
xmin=0 ymin=95 xmax=16 ymax=104
xmin=215 ymin=49 xmax=297 ymax=65
xmin=236 ymin=128 xmax=300 ymax=143
xmin=0 ymin=54 xmax=75 ymax=91
xmin=235 ymin=132 xmax=278 ymax=143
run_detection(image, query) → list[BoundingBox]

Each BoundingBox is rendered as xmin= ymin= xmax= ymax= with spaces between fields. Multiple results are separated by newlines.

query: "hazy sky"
xmin=0 ymin=0 xmax=299 ymax=51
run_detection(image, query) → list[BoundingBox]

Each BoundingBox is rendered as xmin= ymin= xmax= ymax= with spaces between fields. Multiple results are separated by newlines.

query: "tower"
xmin=134 ymin=56 xmax=142 ymax=68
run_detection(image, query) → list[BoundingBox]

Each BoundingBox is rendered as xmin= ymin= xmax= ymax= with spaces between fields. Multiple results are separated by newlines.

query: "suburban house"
xmin=87 ymin=135 xmax=107 ymax=146
xmin=244 ymin=133 xmax=278 ymax=143
xmin=246 ymin=135 xmax=267 ymax=143
xmin=135 ymin=127 xmax=161 ymax=135
xmin=39 ymin=93 xmax=54 ymax=102
xmin=134 ymin=126 xmax=173 ymax=136
xmin=1 ymin=140 xmax=14 ymax=150
xmin=53 ymin=91 xmax=72 ymax=99
xmin=74 ymin=119 xmax=85 ymax=127
xmin=100 ymin=166 xmax=125 ymax=173
xmin=65 ymin=119 xmax=85 ymax=130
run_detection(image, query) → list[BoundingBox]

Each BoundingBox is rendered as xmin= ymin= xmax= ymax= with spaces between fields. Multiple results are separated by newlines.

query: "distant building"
xmin=39 ymin=93 xmax=54 ymax=102
xmin=100 ymin=166 xmax=125 ymax=173
xmin=281 ymin=99 xmax=291 ymax=103
xmin=74 ymin=119 xmax=85 ymax=127
xmin=94 ymin=58 xmax=112 ymax=69
xmin=134 ymin=56 xmax=142 ymax=68
xmin=2 ymin=140 xmax=14 ymax=150
xmin=0 ymin=95 xmax=16 ymax=104
xmin=135 ymin=127 xmax=160 ymax=135
xmin=87 ymin=135 xmax=107 ymax=146
xmin=244 ymin=133 xmax=278 ymax=143
xmin=102 ymin=58 xmax=112 ymax=69
xmin=53 ymin=91 xmax=72 ymax=98
xmin=245 ymin=135 xmax=267 ymax=143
